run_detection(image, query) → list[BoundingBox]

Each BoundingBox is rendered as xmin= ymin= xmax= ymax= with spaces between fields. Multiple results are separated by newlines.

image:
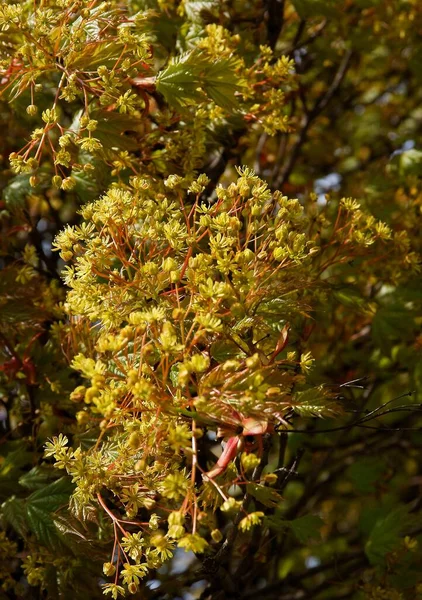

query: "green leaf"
xmin=92 ymin=111 xmax=142 ymax=152
xmin=265 ymin=513 xmax=324 ymax=543
xmin=3 ymin=173 xmax=32 ymax=208
xmin=7 ymin=70 xmax=35 ymax=102
xmin=246 ymin=483 xmax=282 ymax=508
xmin=359 ymin=500 xmax=396 ymax=536
xmin=26 ymin=504 xmax=66 ymax=550
xmin=0 ymin=444 xmax=33 ymax=473
xmin=210 ymin=339 xmax=245 ymax=363
xmin=414 ymin=359 xmax=422 ymax=401
xmin=0 ymin=296 xmax=43 ymax=325
xmin=156 ymin=51 xmax=244 ymax=112
xmin=72 ymin=166 xmax=110 ymax=204
xmin=201 ymin=57 xmax=245 ymax=112
xmin=169 ymin=363 xmax=180 ymax=388
xmin=27 ymin=477 xmax=74 ymax=512
xmin=183 ymin=1 xmax=220 ymax=23
xmin=156 ymin=52 xmax=205 ymax=111
xmin=23 ymin=478 xmax=74 ymax=550
xmin=333 ymin=286 xmax=366 ymax=311
xmin=53 ymin=514 xmax=90 ymax=542
xmin=289 ymin=514 xmax=324 ymax=544
xmin=347 ymin=458 xmax=386 ymax=494
xmin=265 ymin=514 xmax=287 ymax=533
xmin=0 ymin=443 xmax=33 ymax=499
xmin=399 ymin=149 xmax=422 ymax=177
xmin=1 ymin=496 xmax=28 ymax=537
xmin=19 ymin=466 xmax=56 ymax=490
xmin=66 ymin=41 xmax=126 ymax=70
xmin=365 ymin=505 xmax=412 ymax=566
xmin=292 ymin=387 xmax=343 ymax=418
xmin=73 ymin=428 xmax=100 ymax=450
xmin=51 ymin=516 xmax=107 ymax=563
xmin=372 ymin=305 xmax=414 ymax=355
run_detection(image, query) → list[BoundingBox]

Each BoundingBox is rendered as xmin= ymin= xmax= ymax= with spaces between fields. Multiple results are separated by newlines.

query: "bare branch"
xmin=273 ymin=49 xmax=353 ymax=189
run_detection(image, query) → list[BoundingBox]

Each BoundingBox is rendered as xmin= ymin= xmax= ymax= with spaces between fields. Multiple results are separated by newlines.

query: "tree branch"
xmin=273 ymin=49 xmax=353 ymax=190
xmin=265 ymin=0 xmax=286 ymax=50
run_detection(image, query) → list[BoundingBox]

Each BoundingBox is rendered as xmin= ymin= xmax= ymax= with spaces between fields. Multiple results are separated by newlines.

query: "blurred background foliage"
xmin=0 ymin=0 xmax=421 ymax=599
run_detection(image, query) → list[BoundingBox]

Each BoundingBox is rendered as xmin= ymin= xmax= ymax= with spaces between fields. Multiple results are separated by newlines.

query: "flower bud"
xmin=167 ymin=524 xmax=185 ymax=539
xmin=246 ymin=354 xmax=260 ymax=369
xmin=128 ymin=583 xmax=138 ymax=594
xmin=102 ymin=562 xmax=116 ymax=576
xmin=80 ymin=115 xmax=90 ymax=128
xmin=134 ymin=458 xmax=146 ymax=472
xmin=86 ymin=119 xmax=98 ymax=132
xmin=26 ymin=104 xmax=38 ymax=116
xmin=61 ymin=177 xmax=76 ymax=191
xmin=241 ymin=452 xmax=261 ymax=472
xmin=70 ymin=385 xmax=86 ymax=402
xmin=149 ymin=513 xmax=160 ymax=530
xmin=231 ymin=302 xmax=245 ymax=317
xmin=59 ymin=134 xmax=72 ymax=148
xmin=52 ymin=175 xmax=63 ymax=189
xmin=172 ymin=308 xmax=184 ymax=320
xmin=263 ymin=473 xmax=278 ymax=486
xmin=211 ymin=529 xmax=223 ymax=543
xmin=27 ymin=157 xmax=39 ymax=170
xmin=128 ymin=431 xmax=141 ymax=449
xmin=76 ymin=411 xmax=89 ymax=425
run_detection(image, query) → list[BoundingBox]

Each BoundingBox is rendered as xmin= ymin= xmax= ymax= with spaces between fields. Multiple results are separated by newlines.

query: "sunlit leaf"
xmin=156 ymin=51 xmax=244 ymax=112
xmin=292 ymin=387 xmax=343 ymax=418
xmin=246 ymin=483 xmax=282 ymax=508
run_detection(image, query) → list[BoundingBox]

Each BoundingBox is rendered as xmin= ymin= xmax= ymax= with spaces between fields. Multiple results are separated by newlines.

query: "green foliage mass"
xmin=0 ymin=1 xmax=421 ymax=599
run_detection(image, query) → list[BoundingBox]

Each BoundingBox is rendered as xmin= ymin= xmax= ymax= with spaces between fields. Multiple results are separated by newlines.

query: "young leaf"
xmin=156 ymin=52 xmax=205 ymax=111
xmin=201 ymin=56 xmax=246 ymax=112
xmin=92 ymin=111 xmax=141 ymax=152
xmin=292 ymin=387 xmax=343 ymax=418
xmin=210 ymin=339 xmax=246 ymax=362
xmin=156 ymin=51 xmax=244 ymax=112
xmin=66 ymin=41 xmax=126 ymax=70
xmin=246 ymin=483 xmax=283 ymax=508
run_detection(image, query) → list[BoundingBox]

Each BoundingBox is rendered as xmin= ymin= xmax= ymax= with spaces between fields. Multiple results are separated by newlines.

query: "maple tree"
xmin=0 ymin=1 xmax=421 ymax=599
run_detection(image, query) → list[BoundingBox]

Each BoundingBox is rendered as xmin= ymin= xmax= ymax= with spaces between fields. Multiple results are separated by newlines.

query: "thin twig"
xmin=273 ymin=49 xmax=353 ymax=189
